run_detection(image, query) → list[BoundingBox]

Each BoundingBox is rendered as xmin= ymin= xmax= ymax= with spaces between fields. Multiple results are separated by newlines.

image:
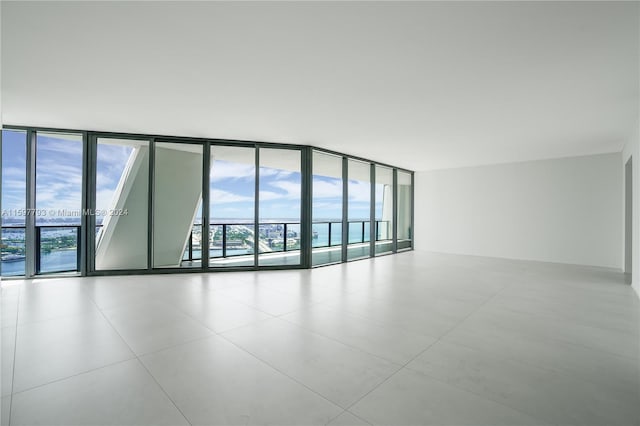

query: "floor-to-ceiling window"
xmin=258 ymin=148 xmax=302 ymax=266
xmin=397 ymin=170 xmax=413 ymax=250
xmin=1 ymin=125 xmax=413 ymax=277
xmin=1 ymin=130 xmax=27 ymax=277
xmin=94 ymin=137 xmax=150 ymax=270
xmin=209 ymin=145 xmax=256 ymax=268
xmin=311 ymin=151 xmax=343 ymax=266
xmin=375 ymin=165 xmax=394 ymax=256
xmin=35 ymin=132 xmax=83 ymax=274
xmin=347 ymin=159 xmax=371 ymax=261
xmin=153 ymin=141 xmax=204 ymax=269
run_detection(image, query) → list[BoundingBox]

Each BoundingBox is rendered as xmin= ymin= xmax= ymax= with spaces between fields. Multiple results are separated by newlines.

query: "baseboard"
xmin=414 ymin=249 xmax=622 ymax=273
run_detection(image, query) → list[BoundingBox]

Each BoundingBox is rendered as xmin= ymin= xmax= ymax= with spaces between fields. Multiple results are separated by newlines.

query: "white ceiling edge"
xmin=415 ymin=147 xmax=626 ymax=174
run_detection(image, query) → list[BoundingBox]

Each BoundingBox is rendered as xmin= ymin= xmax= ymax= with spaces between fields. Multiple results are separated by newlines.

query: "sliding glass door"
xmin=1 ymin=130 xmax=27 ymax=277
xmin=375 ymin=165 xmax=393 ymax=255
xmin=94 ymin=137 xmax=150 ymax=270
xmin=209 ymin=145 xmax=256 ymax=268
xmin=2 ymin=125 xmax=414 ymax=277
xmin=347 ymin=159 xmax=371 ymax=261
xmin=312 ymin=151 xmax=343 ymax=266
xmin=397 ymin=170 xmax=413 ymax=250
xmin=35 ymin=132 xmax=83 ymax=274
xmin=258 ymin=148 xmax=302 ymax=266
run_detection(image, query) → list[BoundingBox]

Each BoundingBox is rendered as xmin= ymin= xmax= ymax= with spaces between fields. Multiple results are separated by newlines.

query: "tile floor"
xmin=1 ymin=251 xmax=639 ymax=425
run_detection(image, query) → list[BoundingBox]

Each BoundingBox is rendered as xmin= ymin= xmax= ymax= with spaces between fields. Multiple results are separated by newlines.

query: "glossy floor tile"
xmin=326 ymin=411 xmax=371 ymax=426
xmin=222 ymin=318 xmax=400 ymax=407
xmin=217 ymin=282 xmax=323 ymax=316
xmin=17 ymin=280 xmax=99 ymax=326
xmin=10 ymin=359 xmax=189 ymax=426
xmin=140 ymin=336 xmax=342 ymax=425
xmin=12 ymin=311 xmax=134 ymax=393
xmin=460 ymin=304 xmax=639 ymax=359
xmin=102 ymin=300 xmax=214 ymax=355
xmin=407 ymin=340 xmax=639 ymax=425
xmin=349 ymin=368 xmax=544 ymax=425
xmin=1 ymin=251 xmax=639 ymax=425
xmin=281 ymin=305 xmax=438 ymax=364
xmin=1 ymin=327 xmax=16 ymax=397
xmin=2 ymin=396 xmax=10 ymax=426
xmin=0 ymin=292 xmax=19 ymax=330
xmin=442 ymin=314 xmax=640 ymax=409
xmin=165 ymin=290 xmax=273 ymax=333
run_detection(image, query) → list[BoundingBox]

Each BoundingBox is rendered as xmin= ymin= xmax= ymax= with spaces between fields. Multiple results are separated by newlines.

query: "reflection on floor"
xmin=312 ymin=246 xmax=342 ymax=266
xmin=1 ymin=251 xmax=639 ymax=425
xmin=185 ymin=240 xmax=401 ymax=268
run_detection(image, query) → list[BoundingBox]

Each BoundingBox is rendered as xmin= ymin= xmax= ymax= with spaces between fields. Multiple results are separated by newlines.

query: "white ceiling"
xmin=2 ymin=1 xmax=638 ymax=171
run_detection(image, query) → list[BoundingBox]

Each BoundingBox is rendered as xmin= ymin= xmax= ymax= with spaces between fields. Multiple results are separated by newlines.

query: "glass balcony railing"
xmin=312 ymin=220 xmax=390 ymax=248
xmin=346 ymin=220 xmax=391 ymax=245
xmin=182 ymin=222 xmax=299 ymax=262
xmin=2 ymin=219 xmax=396 ymax=276
xmin=375 ymin=220 xmax=392 ymax=241
xmin=36 ymin=225 xmax=81 ymax=274
xmin=180 ymin=220 xmax=390 ymax=264
xmin=258 ymin=223 xmax=300 ymax=254
xmin=1 ymin=225 xmax=81 ymax=276
xmin=311 ymin=222 xmax=343 ymax=248
xmin=1 ymin=226 xmax=27 ymax=276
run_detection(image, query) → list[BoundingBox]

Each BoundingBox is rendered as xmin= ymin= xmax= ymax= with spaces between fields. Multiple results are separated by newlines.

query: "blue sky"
xmin=1 ymin=130 xmax=27 ymax=224
xmin=35 ymin=134 xmax=83 ymax=224
xmin=2 ymin=130 xmax=385 ymax=225
xmin=1 ymin=131 xmax=84 ymax=224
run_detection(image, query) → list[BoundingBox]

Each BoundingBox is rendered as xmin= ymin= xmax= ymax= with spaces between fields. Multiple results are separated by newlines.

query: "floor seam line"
xmin=323 ymin=409 xmax=348 ymax=426
xmin=217 ymin=333 xmax=347 ymax=411
xmin=6 ymin=287 xmax=21 ymax=426
xmin=9 ymin=357 xmax=136 ymax=397
xmin=87 ymin=296 xmax=194 ymax=426
xmin=341 ymin=282 xmax=512 ymax=418
xmin=275 ymin=315 xmax=409 ymax=366
xmin=436 ymin=331 xmax=640 ymax=391
xmin=401 ymin=366 xmax=554 ymax=425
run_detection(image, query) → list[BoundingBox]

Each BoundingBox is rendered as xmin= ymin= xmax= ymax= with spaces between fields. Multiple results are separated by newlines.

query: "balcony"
xmin=1 ymin=220 xmax=400 ymax=275
xmin=180 ymin=220 xmax=392 ymax=267
xmin=1 ymin=225 xmax=81 ymax=276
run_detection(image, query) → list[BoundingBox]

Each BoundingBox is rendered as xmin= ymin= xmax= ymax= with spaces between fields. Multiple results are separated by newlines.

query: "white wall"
xmin=415 ymin=153 xmax=623 ymax=269
xmin=622 ymin=124 xmax=640 ymax=298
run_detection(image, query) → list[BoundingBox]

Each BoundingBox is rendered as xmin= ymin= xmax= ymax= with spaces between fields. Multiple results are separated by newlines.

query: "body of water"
xmin=312 ymin=222 xmax=377 ymax=246
xmin=1 ymin=249 xmax=78 ymax=276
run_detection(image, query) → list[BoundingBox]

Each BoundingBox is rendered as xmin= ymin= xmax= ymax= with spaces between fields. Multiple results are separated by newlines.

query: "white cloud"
xmin=312 ymin=179 xmax=342 ymax=199
xmin=37 ymin=138 xmax=83 ymax=156
xmin=348 ymin=180 xmax=371 ymax=202
xmin=97 ymin=145 xmax=133 ymax=166
xmin=210 ymin=189 xmax=254 ymax=204
xmin=96 ymin=171 xmax=118 ymax=189
xmin=1 ymin=180 xmax=26 ymax=191
xmin=211 ymin=161 xmax=255 ymax=180
xmin=260 ymin=168 xmax=295 ymax=180
xmin=2 ymin=167 xmax=26 ymax=178
xmin=268 ymin=180 xmax=301 ymax=200
xmin=258 ymin=190 xmax=284 ymax=201
xmin=313 ymin=201 xmax=342 ymax=211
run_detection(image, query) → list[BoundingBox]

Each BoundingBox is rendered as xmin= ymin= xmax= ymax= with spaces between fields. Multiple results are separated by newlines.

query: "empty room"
xmin=0 ymin=1 xmax=639 ymax=425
